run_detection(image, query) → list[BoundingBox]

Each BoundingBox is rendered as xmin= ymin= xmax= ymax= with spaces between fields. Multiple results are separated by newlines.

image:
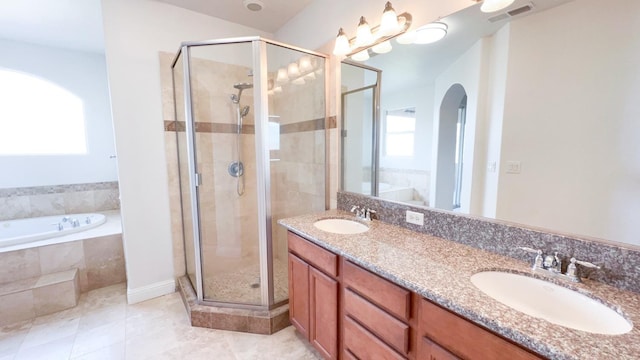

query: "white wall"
xmin=0 ymin=39 xmax=117 ymax=188
xmin=477 ymin=25 xmax=510 ymax=218
xmin=432 ymin=40 xmax=485 ymax=212
xmin=494 ymin=0 xmax=640 ymax=244
xmin=101 ymin=0 xmax=271 ymax=303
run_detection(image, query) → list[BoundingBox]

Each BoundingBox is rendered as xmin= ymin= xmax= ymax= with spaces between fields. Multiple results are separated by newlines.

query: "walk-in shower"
xmin=170 ymin=37 xmax=328 ymax=333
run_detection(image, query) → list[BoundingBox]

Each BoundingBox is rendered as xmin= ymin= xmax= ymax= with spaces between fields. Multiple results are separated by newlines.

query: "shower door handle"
xmin=195 ymin=173 xmax=202 ymax=187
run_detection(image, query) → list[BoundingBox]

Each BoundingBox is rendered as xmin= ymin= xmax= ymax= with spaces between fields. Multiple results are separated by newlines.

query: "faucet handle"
xmin=519 ymin=247 xmax=543 ymax=270
xmin=565 ymin=257 xmax=601 ymax=282
xmin=364 ymin=209 xmax=376 ymax=221
xmin=519 ymin=247 xmax=542 ymax=254
xmin=571 ymin=258 xmax=601 ymax=269
xmin=350 ymin=205 xmax=360 ymax=213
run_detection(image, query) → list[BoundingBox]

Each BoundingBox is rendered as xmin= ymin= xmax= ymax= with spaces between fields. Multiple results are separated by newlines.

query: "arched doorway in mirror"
xmin=433 ymin=83 xmax=467 ymax=211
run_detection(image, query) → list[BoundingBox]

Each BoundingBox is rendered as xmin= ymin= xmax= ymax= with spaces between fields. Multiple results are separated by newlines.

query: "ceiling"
xmin=0 ymin=0 xmax=311 ymax=54
xmin=154 ymin=0 xmax=313 ymax=33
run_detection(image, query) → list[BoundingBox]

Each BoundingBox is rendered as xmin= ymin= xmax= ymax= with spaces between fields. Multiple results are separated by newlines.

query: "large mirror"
xmin=340 ymin=0 xmax=640 ymax=246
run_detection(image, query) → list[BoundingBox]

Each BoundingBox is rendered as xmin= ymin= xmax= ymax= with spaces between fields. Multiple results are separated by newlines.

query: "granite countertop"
xmin=278 ymin=210 xmax=640 ymax=360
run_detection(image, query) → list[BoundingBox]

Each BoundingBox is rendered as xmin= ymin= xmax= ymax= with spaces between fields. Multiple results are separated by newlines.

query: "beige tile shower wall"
xmin=0 ymin=183 xmax=120 ymax=221
xmin=160 ymin=51 xmax=261 ymax=279
xmin=270 ymin=72 xmax=327 ymax=263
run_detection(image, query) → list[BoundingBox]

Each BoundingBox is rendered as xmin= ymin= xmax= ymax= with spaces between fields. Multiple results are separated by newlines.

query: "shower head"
xmin=240 ymin=105 xmax=250 ymax=117
xmin=231 ymin=82 xmax=253 ymax=104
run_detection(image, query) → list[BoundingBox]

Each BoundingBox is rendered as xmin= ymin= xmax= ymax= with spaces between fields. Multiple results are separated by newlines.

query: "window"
xmin=384 ymin=107 xmax=416 ymax=157
xmin=0 ymin=69 xmax=86 ymax=156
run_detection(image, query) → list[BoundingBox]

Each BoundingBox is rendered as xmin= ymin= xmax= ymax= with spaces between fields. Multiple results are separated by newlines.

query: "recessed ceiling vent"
xmin=488 ymin=3 xmax=535 ymax=23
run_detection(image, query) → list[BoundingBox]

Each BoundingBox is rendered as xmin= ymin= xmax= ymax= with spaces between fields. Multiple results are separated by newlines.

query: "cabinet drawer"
xmin=420 ymin=299 xmax=542 ymax=360
xmin=344 ymin=316 xmax=405 ymax=360
xmin=288 ymin=232 xmax=338 ymax=277
xmin=343 ymin=260 xmax=411 ymax=321
xmin=344 ymin=289 xmax=410 ymax=355
xmin=421 ymin=337 xmax=460 ymax=360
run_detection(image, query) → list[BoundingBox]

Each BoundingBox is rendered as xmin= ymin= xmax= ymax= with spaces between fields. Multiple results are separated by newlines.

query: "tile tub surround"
xmin=279 ymin=210 xmax=640 ymax=359
xmin=337 ymin=191 xmax=640 ymax=295
xmin=0 ymin=182 xmax=120 ymax=221
xmin=0 ymin=211 xmax=125 ymax=293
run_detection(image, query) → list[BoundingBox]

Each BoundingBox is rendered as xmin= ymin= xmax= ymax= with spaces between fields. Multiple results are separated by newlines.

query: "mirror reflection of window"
xmin=384 ymin=107 xmax=415 ymax=157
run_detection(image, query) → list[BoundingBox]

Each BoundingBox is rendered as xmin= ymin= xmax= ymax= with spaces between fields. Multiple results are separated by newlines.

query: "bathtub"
xmin=0 ymin=213 xmax=107 ymax=248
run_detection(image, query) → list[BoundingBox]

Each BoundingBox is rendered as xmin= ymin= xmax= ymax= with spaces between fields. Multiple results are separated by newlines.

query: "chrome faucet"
xmin=350 ymin=206 xmax=376 ymax=221
xmin=520 ymin=247 xmax=601 ymax=282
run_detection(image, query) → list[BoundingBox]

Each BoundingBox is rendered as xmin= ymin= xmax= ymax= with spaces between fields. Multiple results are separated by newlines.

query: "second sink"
xmin=471 ymin=271 xmax=632 ymax=335
xmin=313 ymin=218 xmax=369 ymax=234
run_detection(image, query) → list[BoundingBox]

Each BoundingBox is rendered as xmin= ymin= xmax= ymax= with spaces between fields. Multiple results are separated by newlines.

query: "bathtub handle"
xmin=50 ymin=222 xmax=64 ymax=231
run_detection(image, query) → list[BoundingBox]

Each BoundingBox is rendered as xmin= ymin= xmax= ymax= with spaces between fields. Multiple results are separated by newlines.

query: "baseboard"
xmin=127 ymin=279 xmax=176 ymax=304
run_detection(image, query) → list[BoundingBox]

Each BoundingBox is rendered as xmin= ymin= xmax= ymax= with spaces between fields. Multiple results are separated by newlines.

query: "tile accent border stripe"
xmin=0 ymin=181 xmax=119 ymax=197
xmin=337 ymin=191 xmax=640 ymax=294
xmin=164 ymin=116 xmax=337 ymax=134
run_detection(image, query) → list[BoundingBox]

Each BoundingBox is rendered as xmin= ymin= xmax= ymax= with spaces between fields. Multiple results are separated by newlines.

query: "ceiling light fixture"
xmin=243 ymin=0 xmax=264 ymax=12
xmin=332 ymin=2 xmax=412 ymax=61
xmin=480 ymin=0 xmax=515 ymax=13
xmin=413 ymin=22 xmax=448 ymax=44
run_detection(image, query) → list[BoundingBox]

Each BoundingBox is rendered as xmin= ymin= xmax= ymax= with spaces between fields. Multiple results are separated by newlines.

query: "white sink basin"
xmin=313 ymin=218 xmax=369 ymax=234
xmin=470 ymin=271 xmax=632 ymax=335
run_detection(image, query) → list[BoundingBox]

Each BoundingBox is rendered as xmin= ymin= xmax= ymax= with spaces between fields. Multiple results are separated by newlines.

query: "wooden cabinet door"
xmin=310 ymin=267 xmax=339 ymax=359
xmin=289 ymin=253 xmax=310 ymax=339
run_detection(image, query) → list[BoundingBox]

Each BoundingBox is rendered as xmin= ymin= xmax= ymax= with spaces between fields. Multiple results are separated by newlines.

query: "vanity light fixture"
xmin=287 ymin=62 xmax=300 ymax=78
xmin=480 ymin=0 xmax=515 ymax=13
xmin=275 ymin=68 xmax=288 ymax=84
xmin=332 ymin=2 xmax=412 ymax=61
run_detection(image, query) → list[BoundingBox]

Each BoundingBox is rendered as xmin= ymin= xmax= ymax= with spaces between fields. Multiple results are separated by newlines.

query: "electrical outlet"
xmin=506 ymin=161 xmax=521 ymax=174
xmin=405 ymin=210 xmax=424 ymax=226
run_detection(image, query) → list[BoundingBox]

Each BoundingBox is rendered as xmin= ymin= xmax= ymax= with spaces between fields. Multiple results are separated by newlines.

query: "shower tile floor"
xmin=0 ymin=283 xmax=321 ymax=360
xmin=202 ymin=259 xmax=289 ymax=304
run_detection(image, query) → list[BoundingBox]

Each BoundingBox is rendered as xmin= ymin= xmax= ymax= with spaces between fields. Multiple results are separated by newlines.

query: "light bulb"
xmin=333 ymin=28 xmax=351 ymax=56
xmin=299 ymin=56 xmax=313 ymax=73
xmin=287 ymin=62 xmax=300 ymax=78
xmin=379 ymin=2 xmax=399 ymax=37
xmin=350 ymin=50 xmax=370 ymax=62
xmin=414 ymin=22 xmax=448 ymax=44
xmin=276 ymin=68 xmax=288 ymax=83
xmin=355 ymin=17 xmax=374 ymax=47
xmin=480 ymin=0 xmax=515 ymax=13
xmin=372 ymin=40 xmax=392 ymax=54
xmin=396 ymin=30 xmax=417 ymax=44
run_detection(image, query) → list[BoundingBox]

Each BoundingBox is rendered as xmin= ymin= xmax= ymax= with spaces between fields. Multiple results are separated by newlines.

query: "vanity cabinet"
xmin=287 ymin=232 xmax=339 ymax=359
xmin=286 ymin=231 xmax=544 ymax=360
xmin=342 ymin=260 xmax=413 ymax=359
xmin=417 ymin=298 xmax=543 ymax=360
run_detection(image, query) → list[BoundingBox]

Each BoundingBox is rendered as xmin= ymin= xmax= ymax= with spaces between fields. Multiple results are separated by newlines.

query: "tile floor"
xmin=0 ymin=283 xmax=321 ymax=360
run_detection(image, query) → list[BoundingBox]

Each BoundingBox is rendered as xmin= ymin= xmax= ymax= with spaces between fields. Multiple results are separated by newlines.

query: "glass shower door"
xmin=187 ymin=43 xmax=262 ymax=305
xmin=266 ymin=43 xmax=327 ymax=305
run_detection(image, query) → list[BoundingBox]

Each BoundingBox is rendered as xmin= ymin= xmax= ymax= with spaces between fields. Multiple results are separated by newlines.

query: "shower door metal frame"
xmin=340 ymin=60 xmax=382 ymax=197
xmin=172 ymin=37 xmax=329 ymax=310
